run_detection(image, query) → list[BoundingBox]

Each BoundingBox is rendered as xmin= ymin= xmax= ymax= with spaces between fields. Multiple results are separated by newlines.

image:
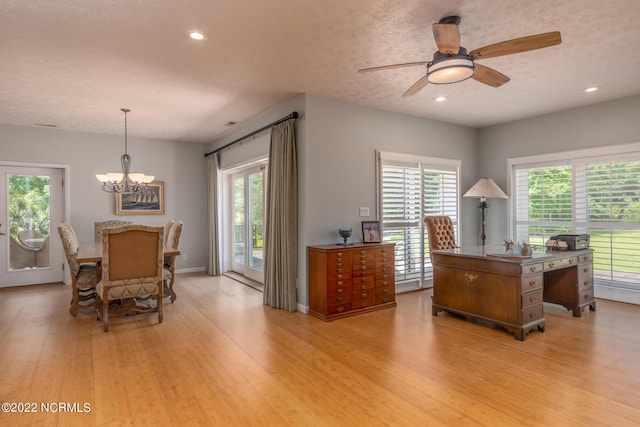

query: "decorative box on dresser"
xmin=308 ymin=243 xmax=396 ymax=321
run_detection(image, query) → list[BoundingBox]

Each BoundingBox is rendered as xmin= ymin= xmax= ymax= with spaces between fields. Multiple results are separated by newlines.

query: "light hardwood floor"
xmin=1 ymin=272 xmax=639 ymax=426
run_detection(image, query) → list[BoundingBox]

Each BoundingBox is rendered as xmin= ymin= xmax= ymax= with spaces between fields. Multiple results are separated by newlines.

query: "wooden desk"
xmin=431 ymin=245 xmax=595 ymax=340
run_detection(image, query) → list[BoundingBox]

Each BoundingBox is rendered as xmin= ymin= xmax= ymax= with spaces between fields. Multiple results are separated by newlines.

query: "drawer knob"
xmin=530 ymin=296 xmax=537 ymax=303
xmin=361 ymin=293 xmax=368 ymax=298
xmin=583 ymin=267 xmax=589 ymax=273
xmin=583 ymin=281 xmax=590 ymax=287
xmin=530 ymin=312 xmax=537 ymax=318
xmin=337 ymin=306 xmax=344 ymax=312
xmin=548 ymin=262 xmax=555 ymax=268
xmin=530 ymin=266 xmax=537 ymax=272
xmin=337 ymin=297 xmax=343 ymax=302
xmin=569 ymin=258 xmax=574 ymax=264
xmin=529 ymin=280 xmax=536 ymax=287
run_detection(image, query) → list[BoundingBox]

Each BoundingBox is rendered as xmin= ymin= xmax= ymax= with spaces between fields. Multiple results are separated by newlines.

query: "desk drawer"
xmin=521 ymin=274 xmax=543 ymax=293
xmin=376 ymin=294 xmax=395 ymax=305
xmin=522 ymin=290 xmax=543 ymax=309
xmin=327 ymin=283 xmax=353 ymax=297
xmin=522 ymin=304 xmax=544 ymax=323
xmin=579 ymin=289 xmax=594 ymax=304
xmin=522 ymin=263 xmax=543 ymax=275
xmin=544 ymin=256 xmax=577 ymax=271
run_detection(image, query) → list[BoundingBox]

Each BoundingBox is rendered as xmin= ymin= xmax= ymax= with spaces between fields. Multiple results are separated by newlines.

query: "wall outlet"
xmin=182 ymin=253 xmax=188 ymax=261
xmin=359 ymin=207 xmax=370 ymax=217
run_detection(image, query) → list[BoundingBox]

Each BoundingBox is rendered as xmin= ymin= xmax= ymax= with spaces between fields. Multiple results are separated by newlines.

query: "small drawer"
xmin=328 ymin=270 xmax=353 ymax=280
xmin=328 ymin=293 xmax=352 ymax=305
xmin=353 ymin=275 xmax=374 ymax=286
xmin=544 ymin=256 xmax=577 ymax=271
xmin=521 ymin=274 xmax=543 ymax=293
xmin=327 ymin=303 xmax=351 ymax=315
xmin=375 ymin=272 xmax=395 ymax=283
xmin=375 ymin=264 xmax=395 ymax=274
xmin=579 ymin=289 xmax=594 ymax=303
xmin=375 ymin=285 xmax=395 ymax=296
xmin=579 ymin=253 xmax=592 ymax=263
xmin=522 ymin=304 xmax=544 ymax=323
xmin=376 ymin=294 xmax=396 ymax=305
xmin=521 ymin=290 xmax=543 ymax=309
xmin=522 ymin=263 xmax=543 ymax=275
xmin=352 ymin=291 xmax=375 ymax=309
xmin=327 ymin=283 xmax=353 ymax=297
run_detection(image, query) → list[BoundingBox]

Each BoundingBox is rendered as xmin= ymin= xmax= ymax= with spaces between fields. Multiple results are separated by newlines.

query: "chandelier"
xmin=96 ymin=108 xmax=154 ymax=193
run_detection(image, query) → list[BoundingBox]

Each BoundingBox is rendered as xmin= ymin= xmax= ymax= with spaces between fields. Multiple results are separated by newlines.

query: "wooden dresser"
xmin=308 ymin=243 xmax=396 ymax=321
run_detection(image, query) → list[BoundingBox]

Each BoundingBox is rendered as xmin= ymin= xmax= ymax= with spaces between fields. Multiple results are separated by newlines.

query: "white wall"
xmin=208 ymin=94 xmax=477 ymax=309
xmin=0 ymin=124 xmax=208 ymax=271
xmin=477 ymin=94 xmax=640 ymax=244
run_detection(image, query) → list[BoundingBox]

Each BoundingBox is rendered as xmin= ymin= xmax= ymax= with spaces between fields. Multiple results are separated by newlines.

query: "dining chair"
xmin=96 ymin=224 xmax=164 ymax=332
xmin=94 ymin=220 xmax=133 ymax=242
xmin=164 ymin=220 xmax=174 ymax=246
xmin=57 ymin=223 xmax=98 ymax=316
xmin=424 ymin=216 xmax=458 ymax=260
xmin=163 ymin=221 xmax=183 ymax=303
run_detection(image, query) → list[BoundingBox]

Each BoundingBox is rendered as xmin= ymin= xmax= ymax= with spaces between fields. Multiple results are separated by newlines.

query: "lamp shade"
xmin=463 ymin=178 xmax=508 ymax=199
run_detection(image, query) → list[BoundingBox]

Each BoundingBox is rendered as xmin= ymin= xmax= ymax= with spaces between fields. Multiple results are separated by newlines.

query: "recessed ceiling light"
xmin=186 ymin=30 xmax=207 ymax=41
xmin=584 ymin=86 xmax=599 ymax=93
xmin=435 ymin=96 xmax=447 ymax=102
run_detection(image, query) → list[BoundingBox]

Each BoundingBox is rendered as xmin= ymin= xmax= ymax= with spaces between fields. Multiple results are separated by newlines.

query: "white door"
xmin=230 ymin=165 xmax=265 ymax=283
xmin=0 ymin=166 xmax=64 ymax=287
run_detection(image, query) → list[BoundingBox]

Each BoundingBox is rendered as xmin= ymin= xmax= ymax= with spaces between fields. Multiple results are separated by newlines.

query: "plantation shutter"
xmin=379 ymin=153 xmax=459 ymax=288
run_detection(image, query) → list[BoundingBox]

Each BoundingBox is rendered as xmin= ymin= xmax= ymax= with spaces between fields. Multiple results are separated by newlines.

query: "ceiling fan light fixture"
xmin=427 ymin=56 xmax=475 ymax=84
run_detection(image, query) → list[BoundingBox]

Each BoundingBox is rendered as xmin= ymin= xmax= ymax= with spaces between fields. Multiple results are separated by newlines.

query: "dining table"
xmin=76 ymin=242 xmax=180 ymax=264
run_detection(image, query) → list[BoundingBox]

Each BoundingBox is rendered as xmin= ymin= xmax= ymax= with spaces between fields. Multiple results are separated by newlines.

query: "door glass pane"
xmin=8 ymin=174 xmax=51 ymax=270
xmin=248 ymin=171 xmax=264 ymax=271
xmin=233 ymin=176 xmax=245 ymax=266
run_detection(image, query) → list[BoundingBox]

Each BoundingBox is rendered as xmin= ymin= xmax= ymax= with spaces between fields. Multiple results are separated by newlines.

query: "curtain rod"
xmin=204 ymin=111 xmax=299 ymax=158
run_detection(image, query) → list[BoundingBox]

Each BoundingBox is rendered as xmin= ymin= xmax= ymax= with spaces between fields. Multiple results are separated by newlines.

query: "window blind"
xmin=512 ymin=152 xmax=640 ymax=296
xmin=379 ymin=154 xmax=459 ymax=288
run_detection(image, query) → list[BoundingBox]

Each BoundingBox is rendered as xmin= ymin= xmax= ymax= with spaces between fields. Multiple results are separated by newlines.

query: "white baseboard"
xmin=595 ymin=285 xmax=640 ymax=305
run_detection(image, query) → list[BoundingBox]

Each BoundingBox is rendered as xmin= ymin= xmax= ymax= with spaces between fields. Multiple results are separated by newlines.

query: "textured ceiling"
xmin=1 ymin=0 xmax=640 ymax=144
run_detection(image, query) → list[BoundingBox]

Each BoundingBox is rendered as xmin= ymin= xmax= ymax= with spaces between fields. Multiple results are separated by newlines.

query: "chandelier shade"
xmin=96 ymin=109 xmax=154 ymax=193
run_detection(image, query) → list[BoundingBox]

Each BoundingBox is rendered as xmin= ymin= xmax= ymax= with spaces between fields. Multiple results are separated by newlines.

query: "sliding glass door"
xmin=230 ymin=165 xmax=265 ymax=283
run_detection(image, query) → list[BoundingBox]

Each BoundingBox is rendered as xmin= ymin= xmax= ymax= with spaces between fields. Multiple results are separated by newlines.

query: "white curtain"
xmin=263 ymin=119 xmax=297 ymax=311
xmin=207 ymin=153 xmax=221 ymax=276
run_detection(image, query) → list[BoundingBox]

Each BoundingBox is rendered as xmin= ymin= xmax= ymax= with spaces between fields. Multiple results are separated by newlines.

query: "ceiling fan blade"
xmin=358 ymin=61 xmax=428 ymax=73
xmin=472 ymin=63 xmax=511 ymax=87
xmin=432 ymin=23 xmax=460 ymax=55
xmin=469 ymin=31 xmax=561 ymax=60
xmin=401 ymin=76 xmax=428 ymax=98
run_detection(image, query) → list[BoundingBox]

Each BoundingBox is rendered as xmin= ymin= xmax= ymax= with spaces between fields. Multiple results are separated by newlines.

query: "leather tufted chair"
xmin=424 ymin=216 xmax=458 ymax=259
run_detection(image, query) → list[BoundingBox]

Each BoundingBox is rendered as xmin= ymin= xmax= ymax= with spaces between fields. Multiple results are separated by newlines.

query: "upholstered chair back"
xmin=94 ymin=220 xmax=133 ymax=242
xmin=425 ymin=216 xmax=458 ymax=252
xmin=58 ymin=222 xmax=81 ymax=275
xmin=101 ymin=225 xmax=164 ymax=286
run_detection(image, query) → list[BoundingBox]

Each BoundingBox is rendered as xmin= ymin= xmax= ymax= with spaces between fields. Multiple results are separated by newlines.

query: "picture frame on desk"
xmin=115 ymin=181 xmax=165 ymax=215
xmin=362 ymin=220 xmax=381 ymax=243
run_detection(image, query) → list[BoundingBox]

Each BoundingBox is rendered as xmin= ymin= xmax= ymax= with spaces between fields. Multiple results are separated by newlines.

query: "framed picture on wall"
xmin=115 ymin=181 xmax=165 ymax=215
xmin=362 ymin=221 xmax=381 ymax=243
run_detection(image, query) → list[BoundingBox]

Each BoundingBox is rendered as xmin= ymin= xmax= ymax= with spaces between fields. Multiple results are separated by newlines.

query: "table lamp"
xmin=463 ymin=177 xmax=508 ymax=245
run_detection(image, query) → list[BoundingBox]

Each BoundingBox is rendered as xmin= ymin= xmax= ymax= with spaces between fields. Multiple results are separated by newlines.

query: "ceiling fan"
xmin=358 ymin=15 xmax=562 ymax=97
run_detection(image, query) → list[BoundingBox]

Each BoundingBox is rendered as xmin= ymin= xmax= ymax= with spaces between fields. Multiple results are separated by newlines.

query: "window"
xmin=377 ymin=151 xmax=460 ymax=291
xmin=510 ymin=143 xmax=640 ymax=304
